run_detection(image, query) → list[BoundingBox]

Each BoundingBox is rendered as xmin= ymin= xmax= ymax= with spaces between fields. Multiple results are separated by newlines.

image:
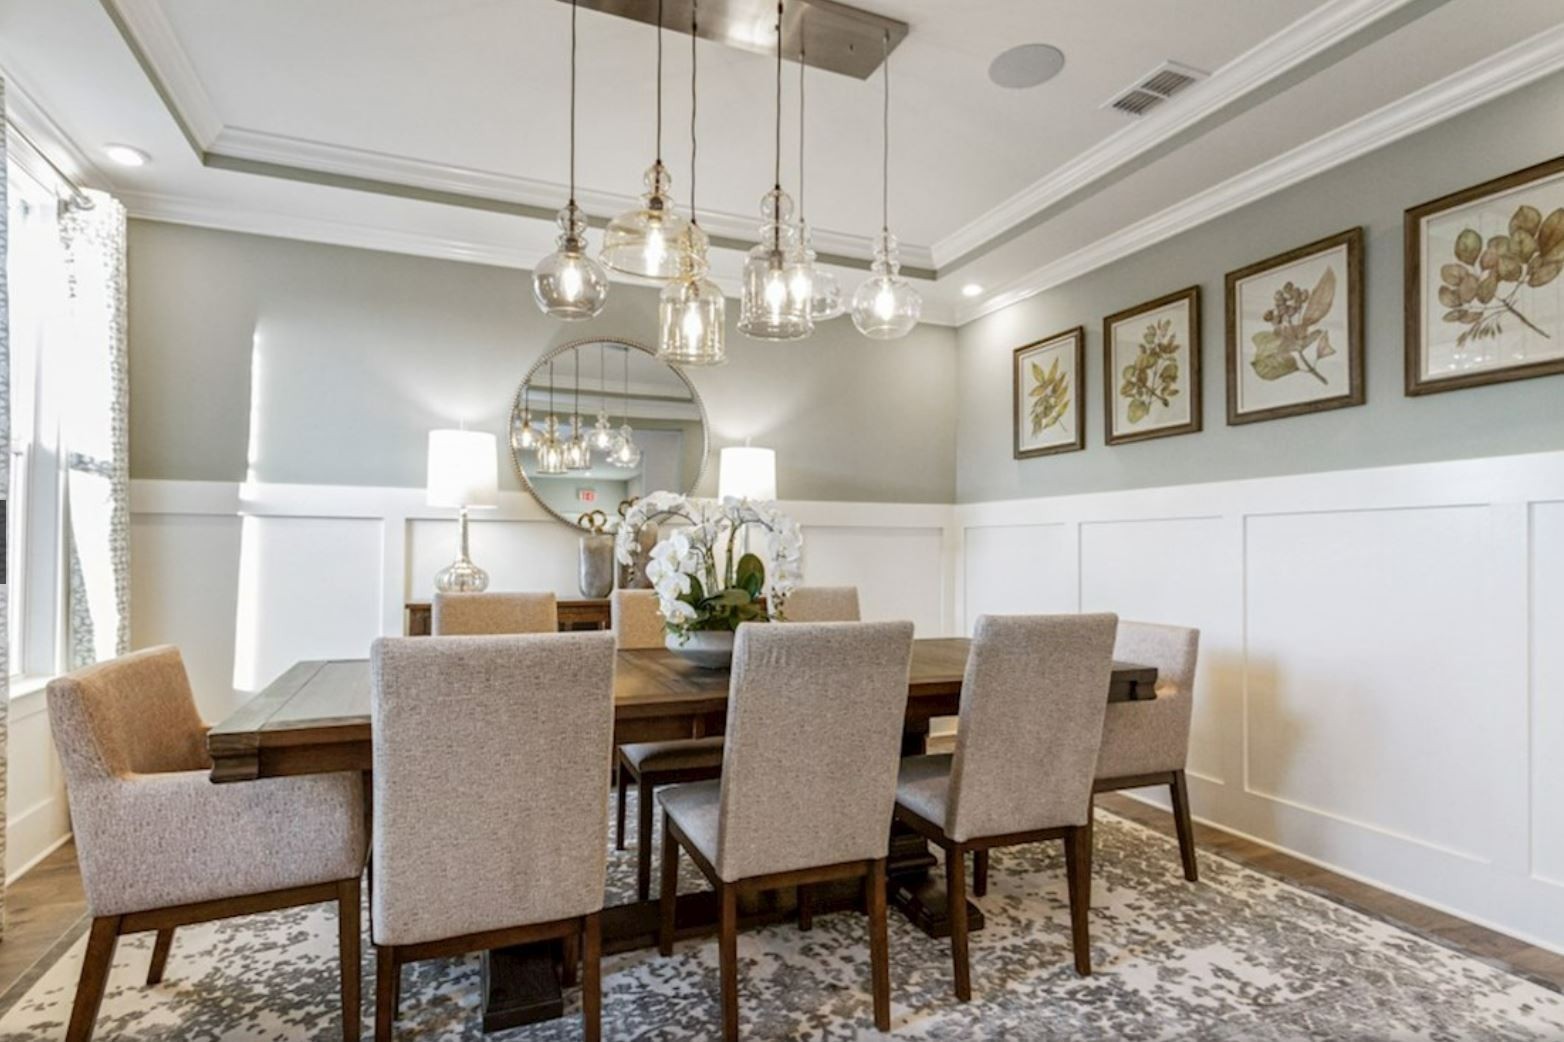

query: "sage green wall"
xmin=956 ymin=71 xmax=1564 ymax=504
xmin=127 ymin=221 xmax=958 ymax=502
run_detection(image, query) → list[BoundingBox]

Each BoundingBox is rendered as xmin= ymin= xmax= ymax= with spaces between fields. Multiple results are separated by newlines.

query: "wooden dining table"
xmin=207 ymin=638 xmax=1156 ymax=1033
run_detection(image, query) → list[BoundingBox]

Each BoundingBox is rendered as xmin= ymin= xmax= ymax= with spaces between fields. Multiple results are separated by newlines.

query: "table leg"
xmin=887 ymin=720 xmax=986 ymax=940
xmin=479 ymin=942 xmax=564 ymax=1034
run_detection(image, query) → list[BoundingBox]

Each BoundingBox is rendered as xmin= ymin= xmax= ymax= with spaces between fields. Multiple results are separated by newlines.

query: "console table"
xmin=404 ymin=598 xmax=612 ymax=635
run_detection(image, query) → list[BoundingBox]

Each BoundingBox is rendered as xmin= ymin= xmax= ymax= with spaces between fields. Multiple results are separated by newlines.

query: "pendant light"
xmin=657 ymin=0 xmax=727 ymax=365
xmin=601 ymin=0 xmax=701 ymax=281
xmin=535 ymin=359 xmax=568 ymax=474
xmin=511 ymin=381 xmax=540 ymax=452
xmin=533 ymin=0 xmax=609 ymax=319
xmin=608 ymin=345 xmax=643 ymax=468
xmin=587 ymin=342 xmax=619 ymax=452
xmin=738 ymin=0 xmax=813 ymax=341
xmin=850 ymin=31 xmax=921 ymax=339
xmin=564 ymin=347 xmax=593 ymax=470
xmin=796 ymin=26 xmax=842 ymax=321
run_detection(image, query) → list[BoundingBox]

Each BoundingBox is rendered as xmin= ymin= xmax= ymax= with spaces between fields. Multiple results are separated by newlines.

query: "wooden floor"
xmin=2 ymin=803 xmax=1560 ymax=1013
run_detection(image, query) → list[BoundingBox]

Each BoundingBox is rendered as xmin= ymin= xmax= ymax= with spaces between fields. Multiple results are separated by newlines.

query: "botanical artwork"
xmin=1013 ymin=327 xmax=1085 ymax=459
xmin=1226 ymin=228 xmax=1364 ymax=424
xmin=1407 ymin=156 xmax=1564 ymax=394
xmin=1103 ymin=288 xmax=1200 ymax=444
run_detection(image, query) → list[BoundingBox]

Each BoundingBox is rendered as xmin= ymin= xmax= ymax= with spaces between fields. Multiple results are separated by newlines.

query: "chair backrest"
xmin=714 ymin=620 xmax=914 ymax=882
xmin=946 ymin=614 xmax=1118 ymax=842
xmin=1096 ymin=622 xmax=1201 ymax=779
xmin=432 ymin=591 xmax=558 ymax=635
xmin=782 ymin=586 xmax=861 ymax=623
xmin=47 ymin=645 xmax=211 ymax=785
xmin=611 ymin=589 xmax=664 ymax=649
xmin=1117 ymin=621 xmax=1199 ymax=704
xmin=370 ymin=632 xmax=616 ymax=945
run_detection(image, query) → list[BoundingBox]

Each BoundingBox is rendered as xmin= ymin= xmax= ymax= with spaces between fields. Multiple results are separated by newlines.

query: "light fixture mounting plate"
xmin=559 ymin=0 xmax=908 ymax=79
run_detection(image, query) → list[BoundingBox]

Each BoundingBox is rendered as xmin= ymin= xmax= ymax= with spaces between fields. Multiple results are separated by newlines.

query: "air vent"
xmin=1104 ymin=61 xmax=1207 ymax=117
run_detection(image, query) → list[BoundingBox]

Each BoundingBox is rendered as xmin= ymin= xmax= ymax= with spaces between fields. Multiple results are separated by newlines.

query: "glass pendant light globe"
xmin=533 ymin=203 xmax=608 ymax=319
xmin=587 ymin=410 xmax=617 ymax=452
xmin=609 ymin=426 xmax=643 ymax=468
xmin=510 ymin=410 xmax=540 ymax=452
xmin=739 ymin=188 xmax=812 ymax=341
xmin=658 ymin=226 xmax=727 ymax=365
xmin=565 ymin=426 xmax=592 ymax=470
xmin=601 ymin=163 xmax=697 ymax=281
xmin=851 ymin=230 xmax=921 ymax=340
xmin=799 ymin=222 xmax=843 ymax=320
xmin=535 ymin=412 xmax=567 ymax=475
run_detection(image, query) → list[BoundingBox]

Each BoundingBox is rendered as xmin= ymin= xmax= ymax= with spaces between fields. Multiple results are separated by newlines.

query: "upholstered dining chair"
xmin=657 ymin=620 xmax=914 ymax=1041
xmin=611 ymin=588 xmax=665 ymax=650
xmin=48 ymin=646 xmax=367 ymax=1042
xmin=369 ymin=632 xmax=616 ymax=1042
xmin=430 ymin=590 xmax=558 ymax=635
xmin=895 ymin=613 xmax=1118 ymax=1000
xmin=615 ymin=586 xmax=862 ymax=901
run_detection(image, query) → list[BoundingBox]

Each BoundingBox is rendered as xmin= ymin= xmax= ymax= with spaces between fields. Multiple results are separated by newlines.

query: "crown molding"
xmin=957 ymin=23 xmax=1564 ymax=326
xmin=101 ymin=0 xmax=222 ymax=149
xmin=0 ymin=61 xmax=108 ymax=191
xmin=930 ymin=0 xmax=1418 ymax=269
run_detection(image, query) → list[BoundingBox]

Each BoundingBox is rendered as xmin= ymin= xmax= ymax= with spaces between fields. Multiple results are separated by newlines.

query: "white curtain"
xmin=0 ymin=73 xmax=12 ymax=934
xmin=58 ymin=191 xmax=129 ymax=669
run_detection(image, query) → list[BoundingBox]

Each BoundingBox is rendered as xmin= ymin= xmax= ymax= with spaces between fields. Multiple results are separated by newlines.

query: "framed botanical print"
xmin=1013 ymin=326 xmax=1085 ymax=459
xmin=1103 ymin=287 xmax=1202 ymax=444
xmin=1225 ymin=227 xmax=1364 ymax=424
xmin=1406 ymin=155 xmax=1564 ymax=395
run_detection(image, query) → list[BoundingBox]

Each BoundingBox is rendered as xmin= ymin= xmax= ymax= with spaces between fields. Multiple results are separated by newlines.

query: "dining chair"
xmin=615 ymin=586 xmax=862 ymax=901
xmin=611 ymin=588 xmax=665 ymax=650
xmin=369 ymin=632 xmax=616 ymax=1042
xmin=657 ymin=620 xmax=914 ymax=1041
xmin=430 ymin=591 xmax=558 ymax=634
xmin=48 ymin=646 xmax=367 ymax=1042
xmin=895 ymin=613 xmax=1118 ymax=1000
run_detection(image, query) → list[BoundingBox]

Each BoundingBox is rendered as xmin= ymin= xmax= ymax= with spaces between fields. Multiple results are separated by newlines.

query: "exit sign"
xmin=577 ymin=488 xmax=597 ymax=503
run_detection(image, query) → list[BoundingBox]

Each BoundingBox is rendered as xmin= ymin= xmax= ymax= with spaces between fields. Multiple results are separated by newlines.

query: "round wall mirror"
xmin=509 ymin=338 xmax=710 ymax=528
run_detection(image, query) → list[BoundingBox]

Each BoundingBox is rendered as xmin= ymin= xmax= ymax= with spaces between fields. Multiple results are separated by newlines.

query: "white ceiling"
xmin=4 ymin=0 xmax=1564 ymax=324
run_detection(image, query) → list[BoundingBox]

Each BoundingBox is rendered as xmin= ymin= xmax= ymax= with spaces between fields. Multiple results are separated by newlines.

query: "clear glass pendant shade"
xmin=601 ymin=162 xmax=696 ymax=281
xmin=608 ymin=425 xmax=643 ymax=468
xmin=798 ymin=222 xmax=843 ymax=320
xmin=535 ymin=412 xmax=568 ymax=475
xmin=587 ymin=410 xmax=618 ymax=452
xmin=851 ymin=230 xmax=921 ymax=339
xmin=533 ymin=204 xmax=609 ymax=319
xmin=658 ymin=227 xmax=727 ymax=365
xmin=564 ymin=425 xmax=592 ymax=470
xmin=739 ymin=189 xmax=813 ymax=341
xmin=510 ymin=409 xmax=540 ymax=452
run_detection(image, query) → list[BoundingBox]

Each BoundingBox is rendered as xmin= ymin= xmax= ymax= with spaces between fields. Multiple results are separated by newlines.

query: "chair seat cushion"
xmin=895 ymin=754 xmax=953 ymax=831
xmin=658 ymin=779 xmax=723 ymax=870
xmin=619 ymin=736 xmax=725 ymax=775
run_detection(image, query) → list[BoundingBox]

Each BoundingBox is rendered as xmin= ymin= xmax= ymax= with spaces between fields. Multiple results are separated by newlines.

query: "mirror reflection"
xmin=509 ymin=339 xmax=709 ymax=526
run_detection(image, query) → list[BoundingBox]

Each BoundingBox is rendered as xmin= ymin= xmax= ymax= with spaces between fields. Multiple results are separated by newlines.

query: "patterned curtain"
xmin=0 ymin=73 xmax=11 ymax=933
xmin=57 ymin=191 xmax=129 ymax=670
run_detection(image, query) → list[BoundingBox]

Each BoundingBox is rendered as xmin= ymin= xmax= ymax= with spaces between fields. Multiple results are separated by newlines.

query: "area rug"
xmin=2 ymin=798 xmax=1560 ymax=1041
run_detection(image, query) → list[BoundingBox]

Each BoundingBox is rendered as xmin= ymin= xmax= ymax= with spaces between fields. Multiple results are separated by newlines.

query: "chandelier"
xmin=850 ymin=30 xmax=921 ymax=339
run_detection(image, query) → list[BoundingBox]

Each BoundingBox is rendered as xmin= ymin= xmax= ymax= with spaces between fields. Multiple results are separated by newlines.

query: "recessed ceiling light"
xmin=103 ymin=144 xmax=150 ymax=167
xmin=961 ymin=283 xmax=984 ymax=298
xmin=988 ymin=44 xmax=1066 ymax=90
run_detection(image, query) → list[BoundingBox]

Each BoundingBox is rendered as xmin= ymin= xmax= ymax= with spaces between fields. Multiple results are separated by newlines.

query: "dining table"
xmin=207 ymin=638 xmax=1157 ymax=1033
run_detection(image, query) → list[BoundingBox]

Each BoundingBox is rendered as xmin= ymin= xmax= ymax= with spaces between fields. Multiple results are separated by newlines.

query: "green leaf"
xmin=1455 ymin=228 xmax=1483 ymax=265
xmin=1538 ymin=208 xmax=1564 ymax=258
xmin=1511 ymin=204 xmax=1543 ymax=237
xmin=703 ymin=588 xmax=754 ymax=609
xmin=1300 ymin=266 xmax=1336 ymax=327
xmin=1250 ymin=330 xmax=1300 ymax=381
xmin=735 ymin=553 xmax=765 ymax=597
xmin=1126 ymin=399 xmax=1149 ymax=424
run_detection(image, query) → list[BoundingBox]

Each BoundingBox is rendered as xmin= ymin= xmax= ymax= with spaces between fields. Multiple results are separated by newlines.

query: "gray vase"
xmin=579 ymin=533 xmax=615 ymax=599
xmin=618 ymin=523 xmax=659 ymax=589
xmin=666 ymin=629 xmax=734 ymax=670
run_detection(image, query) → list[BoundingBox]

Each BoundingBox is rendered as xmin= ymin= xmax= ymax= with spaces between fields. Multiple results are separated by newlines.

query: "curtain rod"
xmin=3 ymin=116 xmax=95 ymax=210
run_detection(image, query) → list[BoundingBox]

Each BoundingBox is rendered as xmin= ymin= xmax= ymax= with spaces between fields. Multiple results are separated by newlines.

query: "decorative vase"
xmin=666 ymin=629 xmax=734 ymax=670
xmin=618 ymin=522 xmax=659 ymax=589
xmin=579 ymin=533 xmax=615 ymax=599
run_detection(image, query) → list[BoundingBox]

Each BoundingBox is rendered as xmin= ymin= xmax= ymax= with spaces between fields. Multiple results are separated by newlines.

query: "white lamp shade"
xmin=718 ymin=446 xmax=777 ymax=502
xmin=427 ymin=429 xmax=499 ymax=508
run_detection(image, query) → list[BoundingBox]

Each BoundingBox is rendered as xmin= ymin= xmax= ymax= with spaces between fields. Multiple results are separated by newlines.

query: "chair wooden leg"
xmin=339 ymin=877 xmax=362 ymax=1042
xmin=1170 ymin=770 xmax=1199 ymax=883
xmin=719 ymin=883 xmax=740 ymax=1042
xmin=560 ymin=933 xmax=580 ymax=988
xmin=659 ymin=812 xmax=680 ymax=957
xmin=581 ymin=912 xmax=602 ymax=1042
xmin=615 ymin=763 xmax=629 ymax=851
xmin=867 ymin=860 xmax=891 ymax=1033
xmin=972 ymin=850 xmax=989 ymax=898
xmin=66 ymin=916 xmax=121 ymax=1042
xmin=637 ymin=778 xmax=656 ymax=901
xmin=145 ymin=927 xmax=174 ymax=986
xmin=374 ymin=946 xmax=396 ymax=1042
xmin=797 ymin=885 xmax=814 ymax=931
xmin=946 ymin=845 xmax=971 ymax=1002
xmin=1064 ymin=826 xmax=1092 ymax=976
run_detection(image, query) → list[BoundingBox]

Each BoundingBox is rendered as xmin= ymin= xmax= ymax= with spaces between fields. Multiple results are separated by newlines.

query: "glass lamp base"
xmin=434 ymin=558 xmax=489 ymax=593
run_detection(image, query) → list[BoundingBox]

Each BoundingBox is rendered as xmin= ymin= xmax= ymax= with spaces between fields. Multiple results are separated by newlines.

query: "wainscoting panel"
xmin=961 ymin=523 xmax=1076 ymax=627
xmin=407 ymin=517 xmax=582 ymax=601
xmin=800 ymin=525 xmax=946 ymax=634
xmin=1531 ymin=500 xmax=1564 ymax=887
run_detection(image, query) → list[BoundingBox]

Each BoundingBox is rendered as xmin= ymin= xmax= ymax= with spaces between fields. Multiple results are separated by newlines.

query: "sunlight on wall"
xmin=232 ymin=328 xmax=266 ymax=693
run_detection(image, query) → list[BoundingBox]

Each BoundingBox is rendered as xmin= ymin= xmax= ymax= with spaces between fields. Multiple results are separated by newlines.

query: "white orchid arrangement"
xmin=614 ymin=491 xmax=804 ymax=640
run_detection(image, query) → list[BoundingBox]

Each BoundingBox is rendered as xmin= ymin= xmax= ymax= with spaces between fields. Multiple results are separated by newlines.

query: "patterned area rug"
xmin=2 ymin=798 xmax=1561 ymax=1041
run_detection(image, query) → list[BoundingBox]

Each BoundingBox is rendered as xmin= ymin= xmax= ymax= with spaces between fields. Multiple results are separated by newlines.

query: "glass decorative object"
xmin=609 ymin=425 xmax=643 ymax=468
xmin=800 ymin=223 xmax=844 ymax=320
xmin=533 ymin=203 xmax=608 ymax=319
xmin=602 ymin=161 xmax=696 ymax=280
xmin=851 ymin=230 xmax=922 ymax=339
xmin=739 ymin=189 xmax=812 ymax=341
xmin=588 ymin=342 xmax=620 ymax=451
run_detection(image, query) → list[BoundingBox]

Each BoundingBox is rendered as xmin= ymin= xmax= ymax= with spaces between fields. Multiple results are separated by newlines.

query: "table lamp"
xmin=427 ymin=429 xmax=498 ymax=592
xmin=718 ymin=446 xmax=777 ymax=502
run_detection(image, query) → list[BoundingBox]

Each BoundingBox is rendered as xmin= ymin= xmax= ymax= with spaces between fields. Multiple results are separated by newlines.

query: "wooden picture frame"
xmin=1102 ymin=286 xmax=1202 ymax=445
xmin=1405 ymin=154 xmax=1564 ymax=396
xmin=1013 ymin=326 xmax=1086 ymax=460
xmin=1225 ymin=227 xmax=1364 ymax=425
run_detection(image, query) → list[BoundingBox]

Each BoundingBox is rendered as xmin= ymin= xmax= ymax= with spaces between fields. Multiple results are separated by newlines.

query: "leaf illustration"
xmin=1539 ymin=208 xmax=1564 ymax=258
xmin=1439 ymin=202 xmax=1560 ymax=343
xmin=1250 ymin=329 xmax=1300 ymax=380
xmin=1455 ymin=228 xmax=1483 ymax=265
xmin=1300 ymin=266 xmax=1336 ymax=327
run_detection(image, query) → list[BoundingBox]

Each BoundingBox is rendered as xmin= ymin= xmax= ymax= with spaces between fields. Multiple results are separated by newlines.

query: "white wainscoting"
xmin=955 ymin=449 xmax=1564 ymax=954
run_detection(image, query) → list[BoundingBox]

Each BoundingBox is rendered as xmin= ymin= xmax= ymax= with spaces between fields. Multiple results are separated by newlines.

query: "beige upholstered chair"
xmin=611 ymin=589 xmax=665 ymax=650
xmin=895 ymin=613 xmax=1117 ymax=1000
xmin=658 ymin=620 xmax=914 ymax=1041
xmin=370 ymin=632 xmax=616 ymax=1042
xmin=1094 ymin=622 xmax=1202 ymax=881
xmin=781 ymin=585 xmax=861 ymax=623
xmin=430 ymin=591 xmax=558 ymax=635
xmin=48 ymin=646 xmax=367 ymax=1042
xmin=615 ymin=587 xmax=862 ymax=901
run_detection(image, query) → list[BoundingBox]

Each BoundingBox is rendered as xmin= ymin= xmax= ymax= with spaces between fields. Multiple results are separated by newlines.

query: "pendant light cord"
xmin=599 ymin=342 xmax=607 ymax=415
xmin=773 ymin=0 xmax=783 ymax=194
xmin=655 ymin=0 xmax=664 ymax=166
xmin=621 ymin=346 xmax=631 ymax=426
xmin=574 ymin=346 xmax=582 ymax=422
xmin=569 ymin=0 xmax=578 ymax=204
xmin=690 ymin=0 xmax=699 ymax=224
xmin=881 ymin=30 xmax=890 ymax=234
xmin=798 ymin=24 xmax=806 ymax=221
